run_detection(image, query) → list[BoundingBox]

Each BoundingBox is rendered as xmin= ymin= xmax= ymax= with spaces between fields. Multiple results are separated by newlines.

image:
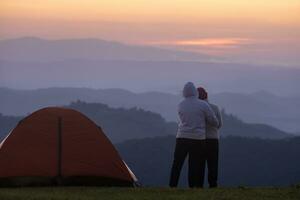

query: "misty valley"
xmin=0 ymin=101 xmax=299 ymax=187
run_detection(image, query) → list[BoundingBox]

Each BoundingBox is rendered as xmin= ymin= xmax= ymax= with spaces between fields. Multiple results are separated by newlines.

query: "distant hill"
xmin=116 ymin=135 xmax=300 ymax=186
xmin=0 ymin=87 xmax=299 ymax=133
xmin=0 ymin=101 xmax=175 ymax=143
xmin=0 ymin=113 xmax=22 ymax=141
xmin=0 ymin=37 xmax=209 ymax=62
xmin=220 ymin=112 xmax=290 ymax=139
xmin=211 ymin=91 xmax=300 ymax=133
xmin=0 ymin=101 xmax=291 ymax=142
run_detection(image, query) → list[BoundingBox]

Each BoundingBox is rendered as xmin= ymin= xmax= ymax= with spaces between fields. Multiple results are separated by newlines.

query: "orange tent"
xmin=0 ymin=107 xmax=137 ymax=186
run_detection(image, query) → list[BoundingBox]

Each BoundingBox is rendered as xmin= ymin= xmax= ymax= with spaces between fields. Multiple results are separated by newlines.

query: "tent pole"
xmin=56 ymin=117 xmax=62 ymax=185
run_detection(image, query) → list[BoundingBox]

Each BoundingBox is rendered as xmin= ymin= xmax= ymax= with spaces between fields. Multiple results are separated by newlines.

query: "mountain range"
xmin=0 ymin=101 xmax=291 ymax=143
xmin=0 ymin=87 xmax=299 ymax=133
xmin=0 ymin=37 xmax=299 ymax=95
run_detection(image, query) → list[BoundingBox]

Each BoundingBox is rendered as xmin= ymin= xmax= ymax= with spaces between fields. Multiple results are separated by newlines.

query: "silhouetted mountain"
xmin=0 ymin=87 xmax=178 ymax=121
xmin=0 ymin=101 xmax=291 ymax=142
xmin=0 ymin=87 xmax=299 ymax=133
xmin=116 ymin=135 xmax=300 ymax=186
xmin=220 ymin=112 xmax=290 ymax=139
xmin=0 ymin=37 xmax=209 ymax=62
xmin=66 ymin=101 xmax=176 ymax=143
xmin=0 ymin=101 xmax=175 ymax=143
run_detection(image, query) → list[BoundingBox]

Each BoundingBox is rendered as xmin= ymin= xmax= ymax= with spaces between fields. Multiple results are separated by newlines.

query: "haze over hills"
xmin=211 ymin=91 xmax=300 ymax=133
xmin=1 ymin=59 xmax=299 ymax=95
xmin=1 ymin=37 xmax=299 ymax=133
xmin=0 ymin=87 xmax=299 ymax=133
xmin=0 ymin=37 xmax=299 ymax=95
xmin=0 ymin=101 xmax=290 ymax=143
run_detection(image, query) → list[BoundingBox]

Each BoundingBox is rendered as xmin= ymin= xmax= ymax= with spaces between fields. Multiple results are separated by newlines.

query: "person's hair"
xmin=197 ymin=87 xmax=208 ymax=100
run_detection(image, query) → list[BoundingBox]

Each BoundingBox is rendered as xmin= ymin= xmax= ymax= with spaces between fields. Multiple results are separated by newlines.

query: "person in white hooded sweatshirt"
xmin=169 ymin=82 xmax=219 ymax=188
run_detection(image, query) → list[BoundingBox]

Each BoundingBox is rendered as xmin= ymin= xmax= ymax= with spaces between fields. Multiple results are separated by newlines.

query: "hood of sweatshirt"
xmin=182 ymin=82 xmax=198 ymax=98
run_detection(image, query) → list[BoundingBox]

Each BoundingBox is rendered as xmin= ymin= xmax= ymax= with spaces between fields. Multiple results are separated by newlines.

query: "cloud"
xmin=147 ymin=38 xmax=252 ymax=49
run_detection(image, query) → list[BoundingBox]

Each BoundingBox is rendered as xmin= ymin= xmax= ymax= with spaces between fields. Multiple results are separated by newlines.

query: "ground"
xmin=0 ymin=187 xmax=299 ymax=200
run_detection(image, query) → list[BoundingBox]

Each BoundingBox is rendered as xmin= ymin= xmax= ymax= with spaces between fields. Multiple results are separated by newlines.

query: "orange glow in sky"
xmin=1 ymin=0 xmax=300 ymax=24
xmin=0 ymin=0 xmax=300 ymax=61
xmin=159 ymin=38 xmax=251 ymax=47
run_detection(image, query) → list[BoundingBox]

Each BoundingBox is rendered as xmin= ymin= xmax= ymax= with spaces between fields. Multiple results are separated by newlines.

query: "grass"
xmin=0 ymin=187 xmax=299 ymax=200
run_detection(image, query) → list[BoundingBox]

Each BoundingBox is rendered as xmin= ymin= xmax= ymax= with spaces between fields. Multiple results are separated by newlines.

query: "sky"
xmin=1 ymin=0 xmax=300 ymax=65
xmin=1 ymin=1 xmax=300 ymax=134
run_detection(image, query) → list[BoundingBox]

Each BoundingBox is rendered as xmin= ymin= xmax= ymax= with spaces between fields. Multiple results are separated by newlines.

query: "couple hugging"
xmin=169 ymin=82 xmax=223 ymax=188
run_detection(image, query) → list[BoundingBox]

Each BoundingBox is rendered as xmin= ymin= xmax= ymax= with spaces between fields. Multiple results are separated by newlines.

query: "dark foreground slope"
xmin=116 ymin=136 xmax=300 ymax=187
xmin=0 ymin=187 xmax=299 ymax=200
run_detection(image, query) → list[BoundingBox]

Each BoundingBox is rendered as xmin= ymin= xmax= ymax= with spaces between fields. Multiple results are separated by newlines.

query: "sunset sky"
xmin=1 ymin=0 xmax=300 ymax=64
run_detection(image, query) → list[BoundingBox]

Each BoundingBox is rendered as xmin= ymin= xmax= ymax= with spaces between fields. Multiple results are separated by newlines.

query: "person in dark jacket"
xmin=169 ymin=82 xmax=219 ymax=188
xmin=197 ymin=87 xmax=223 ymax=188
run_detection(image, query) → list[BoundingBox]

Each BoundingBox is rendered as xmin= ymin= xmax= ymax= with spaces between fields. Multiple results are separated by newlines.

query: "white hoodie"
xmin=176 ymin=82 xmax=219 ymax=140
xmin=206 ymin=102 xmax=223 ymax=139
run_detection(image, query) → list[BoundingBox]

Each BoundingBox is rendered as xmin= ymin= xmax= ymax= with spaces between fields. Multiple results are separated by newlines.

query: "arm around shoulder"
xmin=204 ymin=103 xmax=219 ymax=127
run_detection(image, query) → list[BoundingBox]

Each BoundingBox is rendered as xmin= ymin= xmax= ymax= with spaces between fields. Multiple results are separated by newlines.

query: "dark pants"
xmin=169 ymin=138 xmax=206 ymax=188
xmin=205 ymin=139 xmax=219 ymax=188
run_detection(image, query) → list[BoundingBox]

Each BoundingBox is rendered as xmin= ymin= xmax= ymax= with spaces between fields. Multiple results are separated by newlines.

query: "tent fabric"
xmin=0 ymin=107 xmax=137 ymax=186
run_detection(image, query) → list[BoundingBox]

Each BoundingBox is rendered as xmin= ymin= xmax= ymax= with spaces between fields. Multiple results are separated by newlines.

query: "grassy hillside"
xmin=117 ymin=136 xmax=300 ymax=186
xmin=0 ymin=187 xmax=299 ymax=200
